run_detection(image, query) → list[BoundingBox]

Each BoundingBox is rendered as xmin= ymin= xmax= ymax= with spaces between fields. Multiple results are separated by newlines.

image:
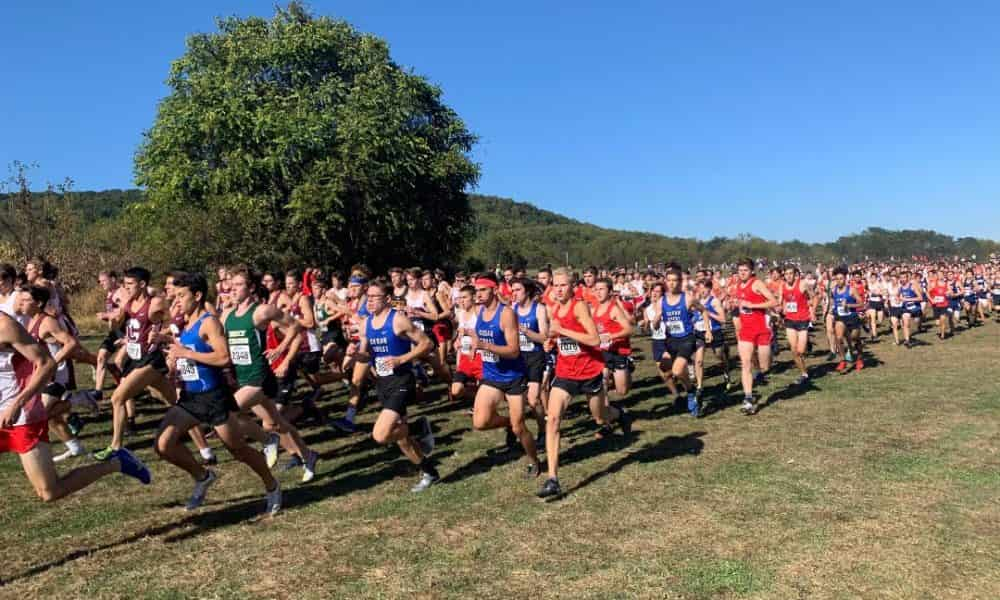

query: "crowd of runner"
xmin=2 ymin=255 xmax=999 ymax=508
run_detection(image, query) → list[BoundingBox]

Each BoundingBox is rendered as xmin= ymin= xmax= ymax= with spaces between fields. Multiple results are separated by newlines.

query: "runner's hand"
xmin=166 ymin=342 xmax=189 ymax=362
xmin=0 ymin=404 xmax=21 ymax=428
xmin=548 ymin=320 xmax=562 ymax=337
xmin=705 ymin=330 xmax=713 ymax=344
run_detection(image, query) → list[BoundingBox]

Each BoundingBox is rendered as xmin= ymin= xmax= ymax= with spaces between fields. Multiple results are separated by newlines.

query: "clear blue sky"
xmin=3 ymin=1 xmax=999 ymax=243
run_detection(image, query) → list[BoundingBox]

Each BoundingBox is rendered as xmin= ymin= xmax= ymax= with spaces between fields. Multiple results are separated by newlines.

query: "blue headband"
xmin=349 ymin=276 xmax=368 ymax=285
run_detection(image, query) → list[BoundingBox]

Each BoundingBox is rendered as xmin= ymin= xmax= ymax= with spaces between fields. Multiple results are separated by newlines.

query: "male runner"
xmin=733 ymin=258 xmax=779 ymax=415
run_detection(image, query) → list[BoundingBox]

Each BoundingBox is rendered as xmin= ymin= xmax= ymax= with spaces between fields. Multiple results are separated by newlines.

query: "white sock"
xmin=200 ymin=447 xmax=215 ymax=460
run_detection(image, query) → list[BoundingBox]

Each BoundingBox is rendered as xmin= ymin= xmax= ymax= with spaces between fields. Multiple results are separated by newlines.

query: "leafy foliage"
xmin=133 ymin=2 xmax=478 ymax=272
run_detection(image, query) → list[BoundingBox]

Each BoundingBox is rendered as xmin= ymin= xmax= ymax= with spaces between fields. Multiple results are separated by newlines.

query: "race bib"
xmin=176 ymin=358 xmax=198 ymax=382
xmin=126 ymin=342 xmax=142 ymax=361
xmin=667 ymin=319 xmax=685 ymax=335
xmin=694 ymin=319 xmax=706 ymax=332
xmin=740 ymin=306 xmax=752 ymax=315
xmin=229 ymin=344 xmax=252 ymax=366
xmin=837 ymin=305 xmax=851 ymax=316
xmin=558 ymin=336 xmax=580 ymax=356
xmin=374 ymin=357 xmax=394 ymax=377
xmin=933 ymin=296 xmax=945 ymax=304
xmin=869 ymin=295 xmax=882 ymax=302
xmin=480 ymin=349 xmax=498 ymax=363
xmin=784 ymin=301 xmax=798 ymax=313
xmin=519 ymin=332 xmax=534 ymax=352
xmin=598 ymin=333 xmax=611 ymax=350
xmin=460 ymin=335 xmax=473 ymax=355
xmin=650 ymin=322 xmax=666 ymax=340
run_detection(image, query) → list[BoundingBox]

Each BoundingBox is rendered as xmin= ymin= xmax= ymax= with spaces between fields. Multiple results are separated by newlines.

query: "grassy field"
xmin=2 ymin=318 xmax=999 ymax=599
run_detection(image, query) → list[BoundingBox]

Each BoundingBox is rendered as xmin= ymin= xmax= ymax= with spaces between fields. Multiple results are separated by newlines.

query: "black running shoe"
xmin=617 ymin=408 xmax=633 ymax=435
xmin=537 ymin=477 xmax=562 ymax=499
xmin=594 ymin=424 xmax=614 ymax=439
xmin=66 ymin=413 xmax=85 ymax=437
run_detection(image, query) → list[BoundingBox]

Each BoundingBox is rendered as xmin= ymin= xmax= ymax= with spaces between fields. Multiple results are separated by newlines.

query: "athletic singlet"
xmin=962 ymin=279 xmax=977 ymax=301
xmin=344 ymin=296 xmax=369 ymax=342
xmin=390 ymin=286 xmax=408 ymax=310
xmin=900 ymin=284 xmax=921 ymax=312
xmin=552 ymin=299 xmax=604 ymax=381
xmin=515 ymin=301 xmax=543 ymax=353
xmin=405 ymin=291 xmax=431 ymax=332
xmin=867 ymin=281 xmax=886 ymax=304
xmin=476 ymin=305 xmax=526 ymax=383
xmin=975 ymin=276 xmax=987 ymax=296
xmin=929 ymin=284 xmax=950 ymax=308
xmin=314 ymin=299 xmax=330 ymax=334
xmin=177 ymin=313 xmax=221 ymax=393
xmin=124 ymin=296 xmax=157 ymax=361
xmin=782 ymin=281 xmax=811 ymax=321
xmin=289 ymin=295 xmax=321 ymax=353
xmin=593 ymin=301 xmax=631 ymax=355
xmin=831 ymin=285 xmax=857 ymax=317
xmin=736 ymin=277 xmax=768 ymax=329
xmin=0 ymin=325 xmax=44 ymax=426
xmin=661 ymin=293 xmax=695 ymax=338
xmin=224 ymin=303 xmax=269 ymax=387
xmin=27 ymin=315 xmax=70 ymax=386
xmin=455 ymin=308 xmax=479 ymax=365
xmin=887 ymin=283 xmax=903 ymax=308
xmin=645 ymin=303 xmax=666 ymax=340
xmin=366 ymin=309 xmax=411 ymax=377
xmin=992 ymin=279 xmax=1000 ymax=296
xmin=694 ymin=295 xmax=724 ymax=333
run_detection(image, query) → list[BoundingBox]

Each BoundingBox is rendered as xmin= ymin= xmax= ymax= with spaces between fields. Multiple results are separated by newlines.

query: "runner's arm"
xmin=395 ymin=313 xmax=433 ymax=363
xmin=169 ymin=316 xmax=230 ymax=368
xmin=43 ymin=318 xmax=79 ymax=367
xmin=480 ymin=308 xmax=521 ymax=359
xmin=0 ymin=318 xmax=55 ymax=426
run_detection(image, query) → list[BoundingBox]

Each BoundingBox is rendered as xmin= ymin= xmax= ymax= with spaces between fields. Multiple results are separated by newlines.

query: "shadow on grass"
xmin=558 ymin=431 xmax=706 ymax=497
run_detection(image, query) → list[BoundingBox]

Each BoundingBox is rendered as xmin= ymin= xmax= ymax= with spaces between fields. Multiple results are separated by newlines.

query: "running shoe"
xmin=505 ymin=427 xmax=519 ymax=452
xmin=794 ymin=374 xmax=810 ymax=386
xmin=536 ymin=477 xmax=562 ymax=499
xmin=836 ymin=361 xmax=848 ymax=374
xmin=185 ymin=470 xmax=218 ymax=511
xmin=301 ymin=451 xmax=319 ymax=483
xmin=280 ymin=454 xmax=303 ymax=473
xmin=329 ymin=417 xmax=358 ymax=434
xmin=687 ymin=392 xmax=699 ymax=416
xmin=53 ymin=445 xmax=87 ymax=463
xmin=412 ymin=416 xmax=435 ymax=456
xmin=855 ymin=359 xmax=864 ymax=372
xmin=740 ymin=400 xmax=757 ymax=416
xmin=202 ymin=452 xmax=218 ymax=466
xmin=66 ymin=413 xmax=85 ymax=437
xmin=524 ymin=462 xmax=541 ymax=479
xmin=594 ymin=424 xmax=614 ymax=439
xmin=410 ymin=470 xmax=439 ymax=493
xmin=826 ymin=352 xmax=837 ymax=361
xmin=68 ymin=389 xmax=100 ymax=414
xmin=92 ymin=446 xmax=116 ymax=462
xmin=113 ymin=448 xmax=152 ymax=485
xmin=753 ymin=372 xmax=768 ymax=387
xmin=265 ymin=481 xmax=282 ymax=515
xmin=263 ymin=433 xmax=280 ymax=469
xmin=617 ymin=408 xmax=633 ymax=434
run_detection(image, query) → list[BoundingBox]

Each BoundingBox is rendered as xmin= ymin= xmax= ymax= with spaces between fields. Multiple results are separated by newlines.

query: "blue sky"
xmin=3 ymin=1 xmax=999 ymax=243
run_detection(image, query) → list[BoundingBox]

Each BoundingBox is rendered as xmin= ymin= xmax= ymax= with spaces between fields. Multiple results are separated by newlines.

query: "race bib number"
xmin=460 ymin=335 xmax=473 ymax=355
xmin=740 ymin=306 xmax=752 ymax=315
xmin=651 ymin=322 xmax=666 ymax=340
xmin=784 ymin=301 xmax=798 ymax=313
xmin=837 ymin=305 xmax=851 ymax=316
xmin=126 ymin=342 xmax=142 ymax=361
xmin=374 ymin=357 xmax=394 ymax=377
xmin=868 ymin=295 xmax=881 ymax=302
xmin=519 ymin=332 xmax=534 ymax=352
xmin=229 ymin=344 xmax=252 ymax=366
xmin=558 ymin=336 xmax=580 ymax=356
xmin=176 ymin=358 xmax=198 ymax=382
xmin=694 ymin=319 xmax=706 ymax=332
xmin=933 ymin=296 xmax=945 ymax=304
xmin=667 ymin=319 xmax=685 ymax=335
xmin=480 ymin=349 xmax=498 ymax=363
xmin=598 ymin=333 xmax=611 ymax=350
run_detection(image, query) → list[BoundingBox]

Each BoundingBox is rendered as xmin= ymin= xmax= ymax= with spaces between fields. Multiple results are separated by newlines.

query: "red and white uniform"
xmin=736 ymin=276 xmax=772 ymax=346
xmin=782 ymin=281 xmax=812 ymax=323
xmin=0 ymin=326 xmax=47 ymax=454
xmin=593 ymin=302 xmax=631 ymax=356
xmin=455 ymin=309 xmax=482 ymax=381
xmin=553 ymin=299 xmax=604 ymax=380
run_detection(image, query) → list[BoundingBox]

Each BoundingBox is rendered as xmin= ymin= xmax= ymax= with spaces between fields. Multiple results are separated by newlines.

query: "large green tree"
xmin=134 ymin=2 xmax=478 ymax=271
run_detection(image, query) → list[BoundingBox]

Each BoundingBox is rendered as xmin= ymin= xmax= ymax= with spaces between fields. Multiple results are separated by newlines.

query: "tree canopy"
xmin=133 ymin=2 xmax=478 ymax=271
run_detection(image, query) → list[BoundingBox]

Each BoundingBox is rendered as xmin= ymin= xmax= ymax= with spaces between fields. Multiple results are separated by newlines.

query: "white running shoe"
xmin=301 ymin=451 xmax=319 ymax=483
xmin=53 ymin=445 xmax=87 ymax=463
xmin=185 ymin=470 xmax=218 ymax=511
xmin=263 ymin=433 xmax=280 ymax=469
xmin=410 ymin=471 xmax=439 ymax=493
xmin=265 ymin=481 xmax=282 ymax=516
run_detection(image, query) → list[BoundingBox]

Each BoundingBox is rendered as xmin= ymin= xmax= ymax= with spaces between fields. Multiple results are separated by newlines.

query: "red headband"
xmin=474 ymin=278 xmax=498 ymax=289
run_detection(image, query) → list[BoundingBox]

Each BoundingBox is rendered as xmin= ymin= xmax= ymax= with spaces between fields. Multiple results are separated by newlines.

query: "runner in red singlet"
xmin=537 ymin=268 xmax=631 ymax=499
xmin=734 ymin=258 xmax=779 ymax=415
